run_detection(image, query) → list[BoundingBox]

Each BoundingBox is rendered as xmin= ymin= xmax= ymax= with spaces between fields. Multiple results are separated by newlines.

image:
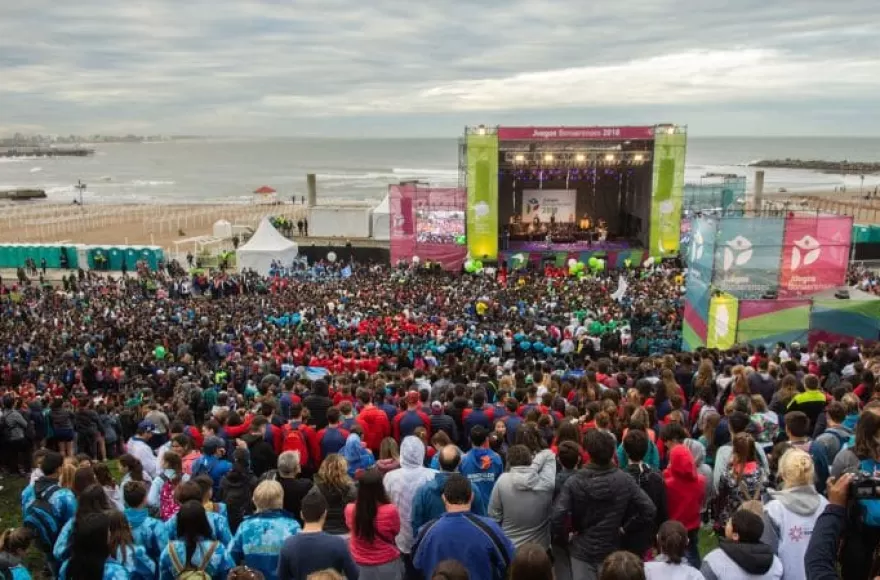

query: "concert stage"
xmin=462 ymin=125 xmax=688 ymax=265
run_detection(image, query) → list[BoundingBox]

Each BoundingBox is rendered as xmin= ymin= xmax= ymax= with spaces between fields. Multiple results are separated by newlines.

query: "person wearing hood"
xmin=123 ymin=481 xmax=168 ymax=562
xmin=459 ymin=426 xmax=504 ymax=502
xmin=341 ymin=433 xmax=376 ymax=479
xmin=761 ymin=448 xmax=827 ymax=580
xmin=488 ymin=444 xmax=556 ymax=549
xmin=664 ymin=444 xmax=706 ymax=568
xmin=229 ymin=480 xmax=301 ymax=580
xmin=411 ymin=445 xmax=487 ymax=535
xmin=701 ymin=509 xmax=783 ymax=580
xmin=190 ymin=436 xmax=233 ymax=499
xmin=384 ymin=436 xmax=438 ymax=576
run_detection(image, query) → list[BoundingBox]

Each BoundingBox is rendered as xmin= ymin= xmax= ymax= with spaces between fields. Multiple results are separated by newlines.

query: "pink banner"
xmin=390 ymin=184 xmax=467 ymax=270
xmin=779 ymin=216 xmax=852 ymax=297
xmin=497 ymin=126 xmax=655 ymax=141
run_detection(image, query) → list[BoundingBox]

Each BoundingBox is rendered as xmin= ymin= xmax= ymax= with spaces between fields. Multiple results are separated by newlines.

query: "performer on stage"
xmin=579 ymin=214 xmax=591 ymax=230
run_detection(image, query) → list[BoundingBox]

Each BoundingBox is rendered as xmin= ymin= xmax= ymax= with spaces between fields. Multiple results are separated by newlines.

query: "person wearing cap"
xmin=429 ymin=401 xmax=457 ymax=442
xmin=393 ymin=391 xmax=432 ymax=443
xmin=191 ymin=436 xmax=233 ymax=499
xmin=127 ymin=421 xmax=159 ymax=478
xmin=459 ymin=426 xmax=504 ymax=501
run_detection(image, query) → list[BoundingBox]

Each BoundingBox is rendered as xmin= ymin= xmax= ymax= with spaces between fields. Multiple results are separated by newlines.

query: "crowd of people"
xmin=0 ymin=258 xmax=878 ymax=579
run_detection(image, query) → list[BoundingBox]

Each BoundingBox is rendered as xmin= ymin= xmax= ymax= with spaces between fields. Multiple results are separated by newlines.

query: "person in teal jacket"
xmin=163 ymin=481 xmax=233 ymax=545
xmin=107 ymin=511 xmax=156 ymax=580
xmin=158 ymin=501 xmax=234 ymax=580
xmin=0 ymin=528 xmax=35 ymax=580
xmin=53 ymin=484 xmax=113 ymax=564
xmin=411 ymin=445 xmax=486 ymax=535
xmin=122 ymin=481 xmax=168 ymax=562
xmin=58 ymin=512 xmax=131 ymax=580
xmin=458 ymin=426 xmax=504 ymax=502
xmin=21 ymin=452 xmax=77 ymax=560
xmin=228 ymin=480 xmax=301 ymax=580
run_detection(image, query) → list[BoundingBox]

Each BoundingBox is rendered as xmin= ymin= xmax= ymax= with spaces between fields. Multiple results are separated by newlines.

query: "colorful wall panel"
xmin=712 ymin=216 xmax=784 ymax=299
xmin=466 ymin=134 xmax=500 ymax=261
xmin=779 ymin=216 xmax=852 ymax=297
xmin=736 ymin=299 xmax=811 ymax=348
xmin=650 ymin=132 xmax=687 ymax=258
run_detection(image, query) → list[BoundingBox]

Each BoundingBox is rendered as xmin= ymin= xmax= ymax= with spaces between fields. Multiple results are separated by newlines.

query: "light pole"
xmin=75 ymin=179 xmax=86 ymax=206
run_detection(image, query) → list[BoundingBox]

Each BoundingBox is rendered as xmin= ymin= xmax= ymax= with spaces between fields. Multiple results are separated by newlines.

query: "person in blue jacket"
xmin=413 ymin=473 xmax=514 ymax=580
xmin=229 ymin=480 xmax=301 ymax=580
xmin=341 ymin=433 xmax=375 ymax=479
xmin=58 ymin=512 xmax=131 ymax=580
xmin=191 ymin=437 xmax=233 ymax=499
xmin=458 ymin=426 xmax=504 ymax=502
xmin=107 ymin=510 xmax=156 ymax=580
xmin=21 ymin=452 xmax=77 ymax=560
xmin=122 ymin=481 xmax=168 ymax=562
xmin=0 ymin=528 xmax=35 ymax=580
xmin=158 ymin=501 xmax=234 ymax=580
xmin=412 ymin=445 xmax=486 ymax=535
xmin=54 ymin=484 xmax=113 ymax=564
xmin=164 ymin=481 xmax=233 ymax=545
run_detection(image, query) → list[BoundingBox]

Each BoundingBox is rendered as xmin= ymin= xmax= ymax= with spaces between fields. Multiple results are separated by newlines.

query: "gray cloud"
xmin=2 ymin=0 xmax=879 ymax=136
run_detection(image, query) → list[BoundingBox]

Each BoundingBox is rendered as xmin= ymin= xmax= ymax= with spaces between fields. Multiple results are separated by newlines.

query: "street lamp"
xmin=75 ymin=179 xmax=86 ymax=205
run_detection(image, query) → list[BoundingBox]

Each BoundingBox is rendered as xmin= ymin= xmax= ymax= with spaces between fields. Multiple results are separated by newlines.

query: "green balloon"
xmin=588 ymin=257 xmax=598 ymax=267
xmin=576 ymin=261 xmax=586 ymax=272
xmin=577 ymin=270 xmax=587 ymax=279
xmin=596 ymin=259 xmax=606 ymax=271
xmin=624 ymin=258 xmax=632 ymax=268
xmin=455 ymin=235 xmax=466 ymax=245
xmin=569 ymin=265 xmax=578 ymax=276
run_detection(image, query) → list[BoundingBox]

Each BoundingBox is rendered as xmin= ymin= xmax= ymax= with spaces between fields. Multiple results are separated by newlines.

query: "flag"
xmin=341 ymin=266 xmax=352 ymax=279
xmin=610 ymin=275 xmax=628 ymax=302
xmin=302 ymin=366 xmax=331 ymax=381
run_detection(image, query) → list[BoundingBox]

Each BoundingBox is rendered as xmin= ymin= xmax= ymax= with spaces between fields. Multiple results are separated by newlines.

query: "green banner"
xmin=466 ymin=133 xmax=499 ymax=261
xmin=650 ymin=131 xmax=687 ymax=257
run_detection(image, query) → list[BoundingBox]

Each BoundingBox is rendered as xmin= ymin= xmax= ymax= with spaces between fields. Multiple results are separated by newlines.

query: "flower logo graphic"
xmin=526 ymin=198 xmax=540 ymax=214
xmin=792 ymin=235 xmax=821 ymax=270
xmin=473 ymin=202 xmax=490 ymax=217
xmin=723 ymin=236 xmax=752 ymax=271
xmin=714 ymin=303 xmax=729 ymax=341
xmin=659 ymin=200 xmax=674 ymax=215
xmin=690 ymin=230 xmax=704 ymax=262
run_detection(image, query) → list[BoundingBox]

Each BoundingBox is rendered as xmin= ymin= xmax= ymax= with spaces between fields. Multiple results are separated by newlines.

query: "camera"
xmin=850 ymin=473 xmax=880 ymax=500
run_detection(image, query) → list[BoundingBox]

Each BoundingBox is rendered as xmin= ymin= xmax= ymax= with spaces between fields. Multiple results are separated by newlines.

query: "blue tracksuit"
xmin=124 ymin=507 xmax=168 ymax=561
xmin=190 ymin=455 xmax=232 ymax=499
xmin=413 ymin=511 xmax=514 ymax=580
xmin=411 ymin=472 xmax=487 ymax=535
xmin=165 ymin=509 xmax=233 ymax=545
xmin=459 ymin=447 xmax=504 ymax=502
xmin=228 ymin=510 xmax=301 ymax=580
xmin=317 ymin=426 xmax=349 ymax=460
xmin=158 ymin=540 xmax=234 ymax=580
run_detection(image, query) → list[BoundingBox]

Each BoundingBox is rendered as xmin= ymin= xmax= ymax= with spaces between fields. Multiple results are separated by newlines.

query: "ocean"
xmin=1 ymin=136 xmax=879 ymax=204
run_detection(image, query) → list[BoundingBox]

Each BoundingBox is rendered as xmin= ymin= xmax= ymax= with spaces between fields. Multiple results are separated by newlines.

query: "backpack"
xmin=23 ymin=484 xmax=62 ymax=551
xmin=159 ymin=473 xmax=181 ymax=521
xmin=282 ymin=424 xmax=310 ymax=467
xmin=857 ymin=459 xmax=880 ymax=527
xmin=168 ymin=540 xmax=218 ymax=580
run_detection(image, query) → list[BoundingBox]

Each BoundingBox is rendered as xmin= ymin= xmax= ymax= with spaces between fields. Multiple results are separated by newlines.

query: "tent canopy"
xmin=253 ymin=185 xmax=276 ymax=194
xmin=236 ymin=218 xmax=297 ymax=275
xmin=371 ymin=193 xmax=390 ymax=241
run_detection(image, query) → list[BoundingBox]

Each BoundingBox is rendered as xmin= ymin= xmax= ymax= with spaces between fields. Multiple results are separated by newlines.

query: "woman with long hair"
xmin=692 ymin=359 xmax=716 ymax=400
xmin=95 ymin=463 xmax=124 ymax=511
xmin=376 ymin=437 xmax=401 ymax=475
xmin=118 ymin=454 xmax=151 ymax=488
xmin=158 ymin=500 xmax=234 ymax=580
xmin=763 ymin=448 xmax=826 ymax=580
xmin=53 ymin=483 xmax=113 ymax=563
xmin=697 ymin=412 xmax=721 ymax=467
xmin=715 ymin=433 xmax=764 ymax=534
xmin=344 ymin=469 xmax=402 ymax=579
xmin=644 ymin=520 xmax=702 ymax=579
xmin=508 ymin=543 xmax=553 ymax=580
xmin=107 ymin=510 xmax=156 ymax=580
xmin=0 ymin=527 xmax=33 ymax=579
xmin=59 ymin=512 xmax=129 ymax=580
xmin=164 ymin=481 xmax=233 ymax=545
xmin=305 ymin=454 xmax=356 ymax=536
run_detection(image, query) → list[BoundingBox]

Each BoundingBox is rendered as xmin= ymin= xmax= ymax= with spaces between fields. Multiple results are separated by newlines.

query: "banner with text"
xmin=779 ymin=215 xmax=853 ymax=297
xmin=521 ymin=189 xmax=577 ymax=223
xmin=649 ymin=132 xmax=687 ymax=257
xmin=497 ymin=126 xmax=655 ymax=141
xmin=466 ymin=134 xmax=500 ymax=260
xmin=707 ymin=292 xmax=739 ymax=350
xmin=712 ymin=217 xmax=784 ymax=299
xmin=389 ymin=183 xmax=416 ymax=266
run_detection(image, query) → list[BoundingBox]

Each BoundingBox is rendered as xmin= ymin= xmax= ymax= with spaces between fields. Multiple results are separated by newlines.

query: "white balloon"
xmin=412 ymin=256 xmax=421 ymax=264
xmin=327 ymin=251 xmax=337 ymax=262
xmin=567 ymin=258 xmax=577 ymax=267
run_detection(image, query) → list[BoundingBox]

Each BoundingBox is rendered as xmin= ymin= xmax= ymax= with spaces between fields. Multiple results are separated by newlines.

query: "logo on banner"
xmin=722 ymin=236 xmax=753 ymax=271
xmin=714 ymin=303 xmax=730 ymax=341
xmin=526 ymin=198 xmax=540 ymax=215
xmin=473 ymin=202 xmax=490 ymax=218
xmin=791 ymin=235 xmax=821 ymax=270
xmin=690 ymin=230 xmax=704 ymax=262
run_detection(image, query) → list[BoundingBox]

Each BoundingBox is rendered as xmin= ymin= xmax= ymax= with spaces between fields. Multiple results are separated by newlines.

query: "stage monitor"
xmin=521 ymin=189 xmax=577 ymax=223
xmin=416 ymin=208 xmax=465 ymax=245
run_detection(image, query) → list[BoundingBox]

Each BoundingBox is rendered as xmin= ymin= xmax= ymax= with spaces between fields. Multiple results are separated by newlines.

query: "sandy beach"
xmin=0 ymin=202 xmax=310 ymax=254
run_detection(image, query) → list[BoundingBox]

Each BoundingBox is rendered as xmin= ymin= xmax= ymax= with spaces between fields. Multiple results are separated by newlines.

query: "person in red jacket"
xmin=663 ymin=444 xmax=706 ymax=567
xmin=356 ymin=388 xmax=391 ymax=455
xmin=393 ymin=391 xmax=431 ymax=442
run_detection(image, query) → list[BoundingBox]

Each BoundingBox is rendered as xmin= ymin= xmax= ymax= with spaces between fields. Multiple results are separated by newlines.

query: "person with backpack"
xmin=0 ymin=527 xmax=33 ymax=580
xmin=58 ymin=512 xmax=131 ymax=580
xmin=21 ymin=451 xmax=77 ymax=567
xmin=123 ymin=481 xmax=168 ymax=562
xmin=164 ymin=481 xmax=233 ymax=546
xmin=158 ymin=500 xmax=234 ymax=580
xmin=813 ymin=401 xmax=854 ymax=468
xmin=220 ymin=448 xmax=257 ymax=533
xmin=149 ymin=452 xmax=188 ymax=521
xmin=229 ymin=480 xmax=301 ymax=580
xmin=190 ymin=437 xmax=232 ymax=501
xmin=282 ymin=405 xmax=318 ymax=475
xmin=783 ymin=411 xmax=830 ymax=494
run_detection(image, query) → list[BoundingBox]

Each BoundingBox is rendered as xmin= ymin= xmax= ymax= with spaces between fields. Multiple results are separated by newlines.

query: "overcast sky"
xmin=2 ymin=0 xmax=880 ymax=137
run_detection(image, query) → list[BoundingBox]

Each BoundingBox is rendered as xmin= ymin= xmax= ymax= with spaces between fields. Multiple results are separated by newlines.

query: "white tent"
xmin=371 ymin=193 xmax=390 ymax=240
xmin=236 ymin=218 xmax=298 ymax=275
xmin=212 ymin=219 xmax=233 ymax=238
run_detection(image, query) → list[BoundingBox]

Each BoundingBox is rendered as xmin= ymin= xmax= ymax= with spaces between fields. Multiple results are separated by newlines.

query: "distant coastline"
xmin=749 ymin=159 xmax=880 ymax=174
